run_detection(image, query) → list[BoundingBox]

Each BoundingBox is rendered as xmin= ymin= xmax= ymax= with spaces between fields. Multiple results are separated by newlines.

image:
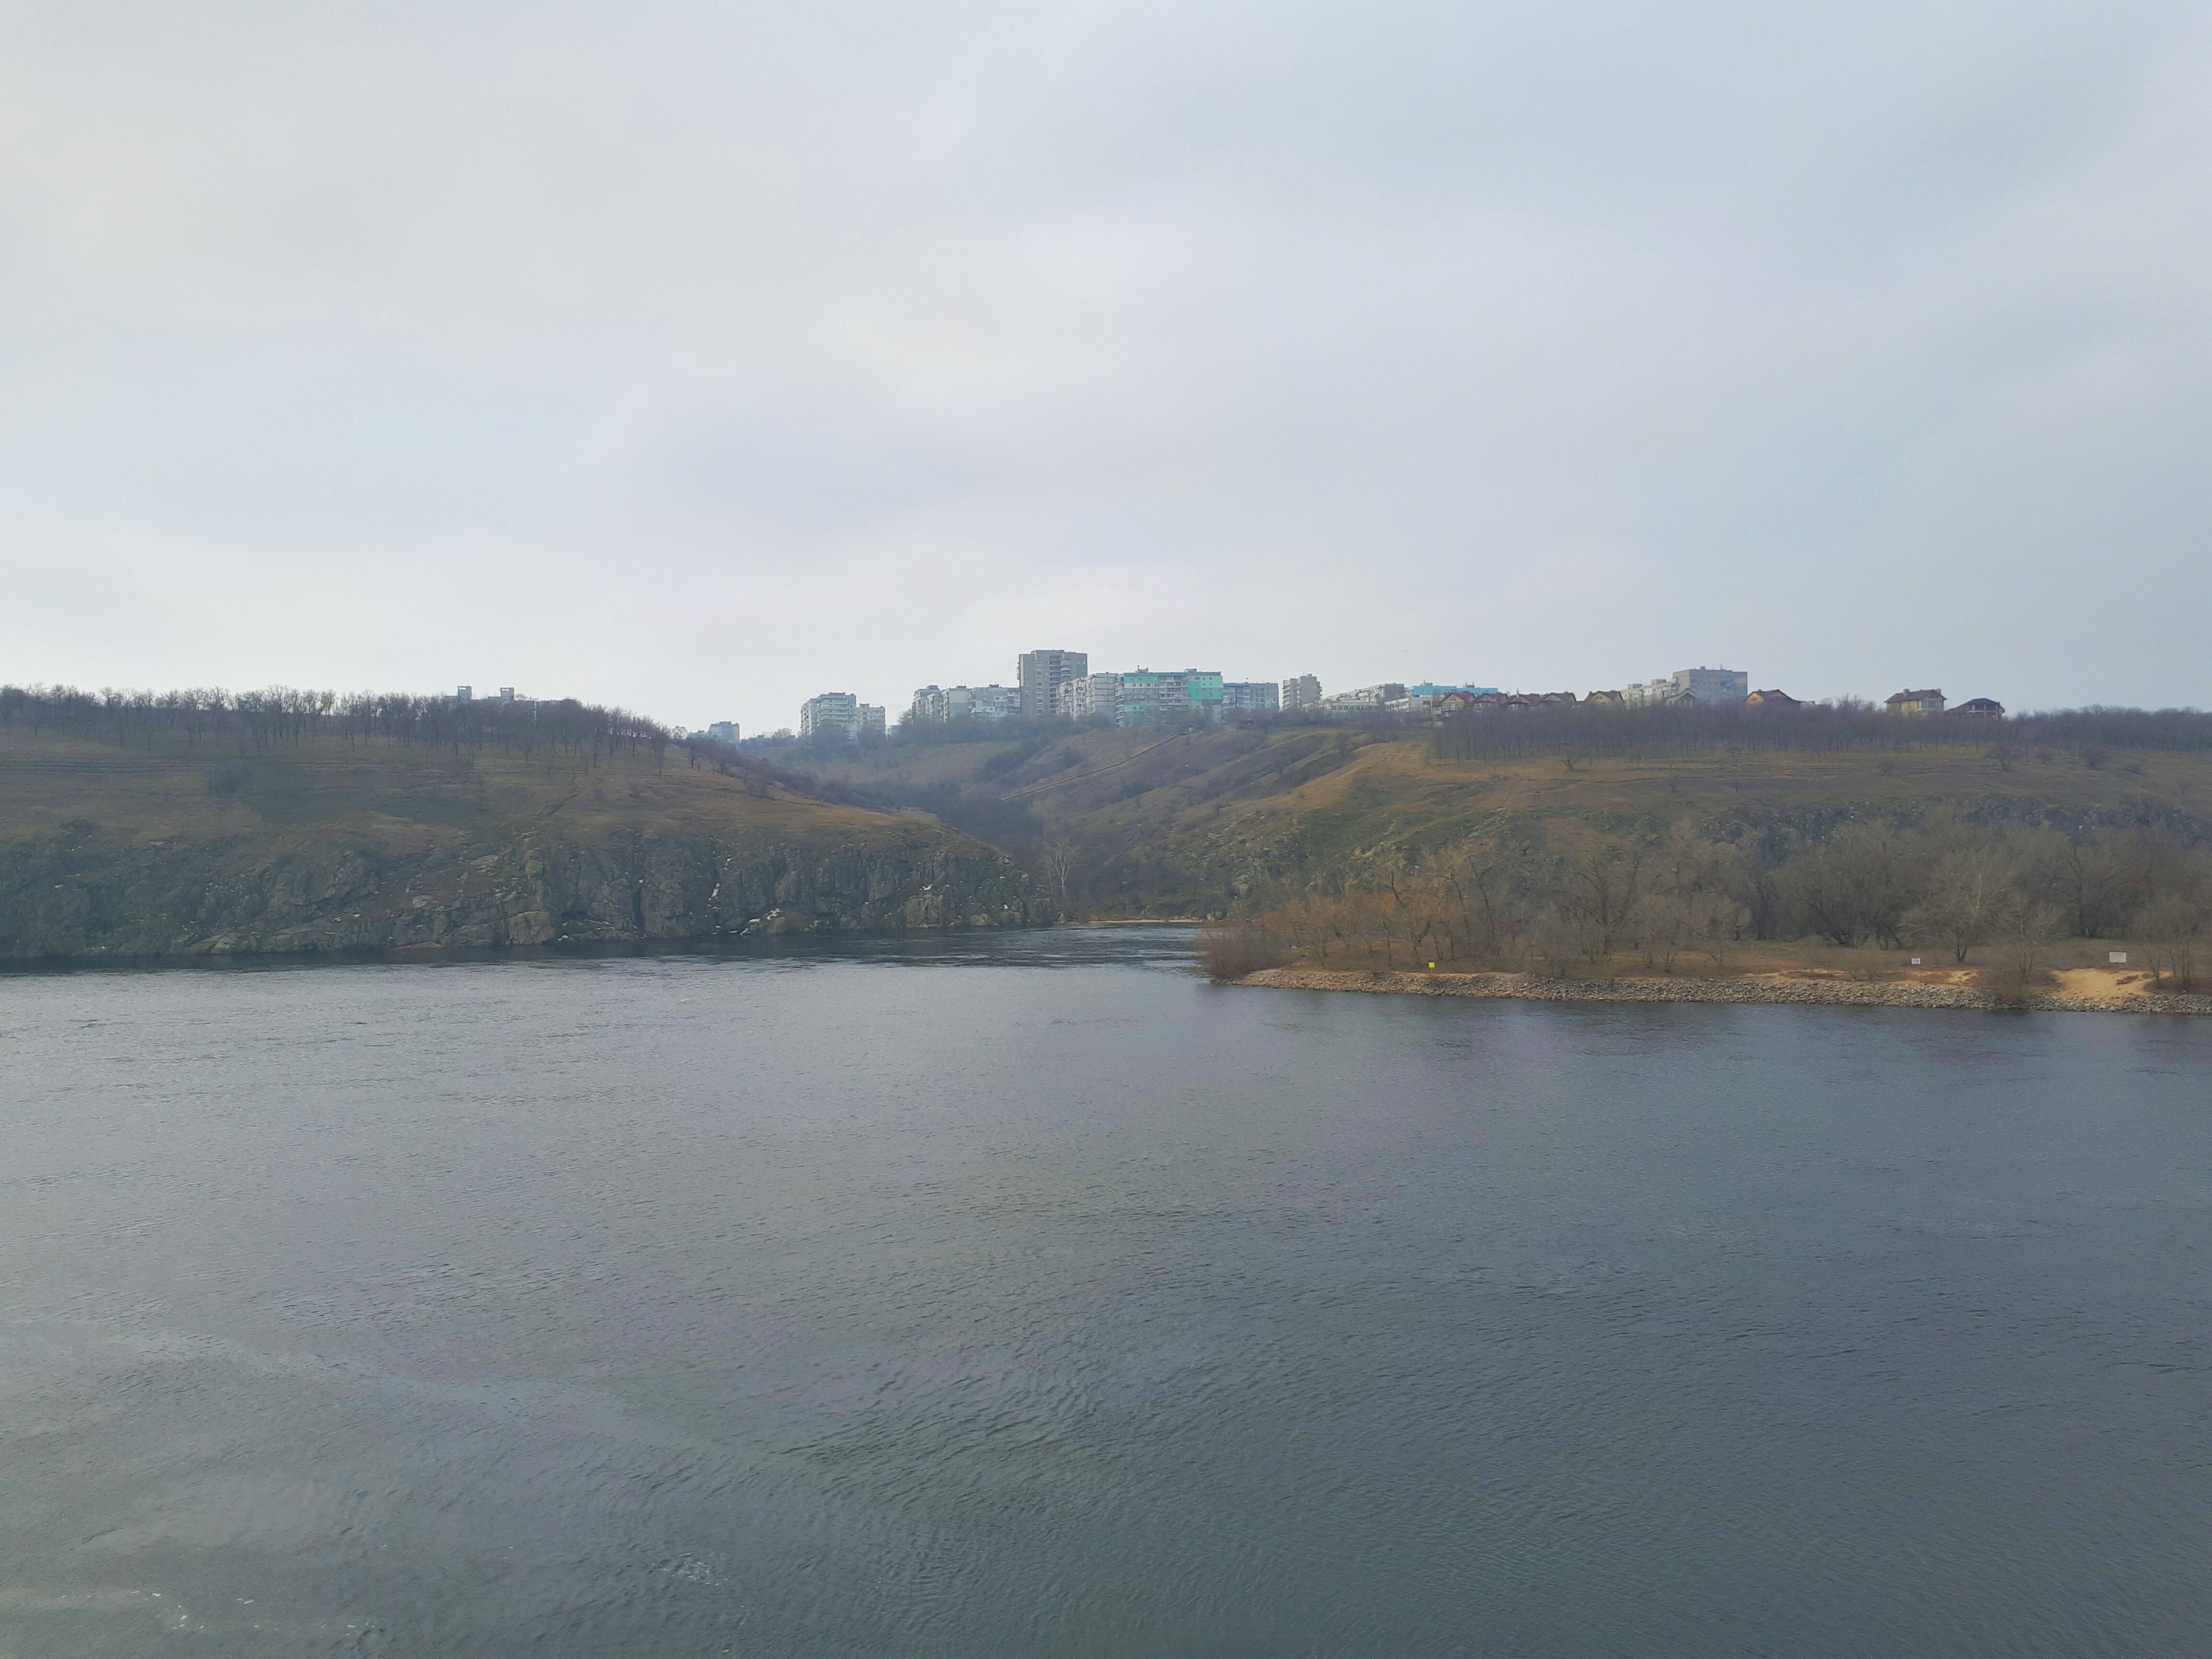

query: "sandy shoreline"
xmin=1238 ymin=966 xmax=2212 ymax=1017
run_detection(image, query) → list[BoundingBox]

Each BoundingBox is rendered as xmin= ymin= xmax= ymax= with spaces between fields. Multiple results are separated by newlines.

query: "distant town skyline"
xmin=4 ymin=3 xmax=2207 ymax=735
xmin=732 ymin=654 xmax=2021 ymax=742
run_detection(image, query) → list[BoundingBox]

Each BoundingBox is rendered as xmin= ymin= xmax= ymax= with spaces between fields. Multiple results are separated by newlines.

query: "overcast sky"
xmin=4 ymin=1 xmax=2207 ymax=731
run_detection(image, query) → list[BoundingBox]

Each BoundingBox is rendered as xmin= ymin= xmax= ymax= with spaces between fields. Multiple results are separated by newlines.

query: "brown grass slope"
xmin=785 ymin=726 xmax=2212 ymax=915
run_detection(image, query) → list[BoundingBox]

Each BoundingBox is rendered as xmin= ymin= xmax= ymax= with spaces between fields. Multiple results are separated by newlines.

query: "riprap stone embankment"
xmin=1238 ymin=967 xmax=2212 ymax=1017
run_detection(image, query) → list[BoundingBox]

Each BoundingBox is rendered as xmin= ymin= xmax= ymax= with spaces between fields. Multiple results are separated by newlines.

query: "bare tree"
xmin=1788 ymin=825 xmax=1916 ymax=948
xmin=1430 ymin=836 xmax=1525 ymax=962
xmin=1904 ymin=850 xmax=2016 ymax=963
xmin=2022 ymin=831 xmax=2137 ymax=938
xmin=1987 ymin=903 xmax=2065 ymax=1007
xmin=1041 ymin=840 xmax=1077 ymax=905
xmin=1551 ymin=824 xmax=1644 ymax=961
xmin=1628 ymin=894 xmax=1695 ymax=972
xmin=2138 ymin=893 xmax=2207 ymax=989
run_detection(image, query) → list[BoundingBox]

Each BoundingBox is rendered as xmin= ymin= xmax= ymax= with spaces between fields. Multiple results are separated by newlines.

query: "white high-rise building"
xmin=800 ymin=693 xmax=882 ymax=742
xmin=799 ymin=692 xmax=856 ymax=737
xmin=1058 ymin=673 xmax=1124 ymax=721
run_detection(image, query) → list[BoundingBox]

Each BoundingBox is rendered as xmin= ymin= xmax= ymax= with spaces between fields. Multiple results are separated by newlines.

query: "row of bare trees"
xmin=1212 ymin=820 xmax=2212 ymax=988
xmin=0 ymin=683 xmax=674 ymax=764
xmin=2 ymin=682 xmax=917 ymax=814
xmin=1421 ymin=699 xmax=2212 ymax=765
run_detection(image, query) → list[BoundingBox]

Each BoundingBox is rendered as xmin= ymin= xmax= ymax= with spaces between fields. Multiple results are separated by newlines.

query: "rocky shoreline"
xmin=1238 ymin=967 xmax=2212 ymax=1017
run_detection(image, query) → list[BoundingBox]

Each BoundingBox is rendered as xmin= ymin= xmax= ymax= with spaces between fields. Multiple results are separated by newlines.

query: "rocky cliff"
xmin=0 ymin=824 xmax=1047 ymax=958
xmin=0 ymin=738 xmax=1049 ymax=960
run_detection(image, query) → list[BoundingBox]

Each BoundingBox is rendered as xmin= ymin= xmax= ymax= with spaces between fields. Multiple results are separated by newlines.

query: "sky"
xmin=3 ymin=0 xmax=2208 ymax=733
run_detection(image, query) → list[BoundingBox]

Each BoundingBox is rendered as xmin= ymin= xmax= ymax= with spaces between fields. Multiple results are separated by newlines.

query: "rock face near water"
xmin=0 ymin=825 xmax=1047 ymax=959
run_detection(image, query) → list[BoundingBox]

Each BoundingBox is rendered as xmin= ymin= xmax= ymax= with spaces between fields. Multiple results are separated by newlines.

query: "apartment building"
xmin=1118 ymin=668 xmax=1225 ymax=724
xmin=798 ymin=692 xmax=884 ymax=742
xmin=705 ymin=721 xmax=740 ymax=744
xmin=1671 ymin=666 xmax=1748 ymax=703
xmin=1058 ymin=668 xmax=1226 ymax=727
xmin=1017 ymin=649 xmax=1089 ymax=721
xmin=1058 ymin=673 xmax=1123 ymax=721
xmin=1280 ymin=674 xmax=1323 ymax=712
xmin=909 ymin=684 xmax=1018 ymax=724
xmin=1221 ymin=681 xmax=1280 ymax=714
xmin=1623 ymin=667 xmax=1748 ymax=707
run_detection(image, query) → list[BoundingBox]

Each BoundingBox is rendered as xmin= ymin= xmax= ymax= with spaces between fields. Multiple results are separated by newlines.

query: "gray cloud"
xmin=2 ymin=0 xmax=2206 ymax=730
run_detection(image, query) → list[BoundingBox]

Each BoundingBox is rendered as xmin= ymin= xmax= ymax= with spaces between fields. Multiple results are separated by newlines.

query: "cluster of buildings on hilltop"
xmin=885 ymin=653 xmax=1764 ymax=733
xmin=1884 ymin=689 xmax=2006 ymax=717
xmin=903 ymin=651 xmax=1290 ymax=732
xmin=730 ymin=656 xmax=2008 ymax=746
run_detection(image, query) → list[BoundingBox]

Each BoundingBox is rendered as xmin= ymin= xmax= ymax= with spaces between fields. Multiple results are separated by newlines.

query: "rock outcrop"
xmin=0 ymin=824 xmax=1049 ymax=959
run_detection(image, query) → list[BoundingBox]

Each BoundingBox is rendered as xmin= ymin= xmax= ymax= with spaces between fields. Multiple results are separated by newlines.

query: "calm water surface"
xmin=3 ymin=928 xmax=2210 ymax=1656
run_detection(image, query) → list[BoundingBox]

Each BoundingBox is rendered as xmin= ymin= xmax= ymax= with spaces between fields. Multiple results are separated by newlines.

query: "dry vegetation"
xmin=1204 ymin=817 xmax=2209 ymax=995
xmin=0 ymin=683 xmax=920 ymax=853
xmin=787 ymin=706 xmax=2212 ymax=946
xmin=0 ymin=686 xmax=1043 ymax=960
xmin=23 ymin=685 xmax=2207 ymax=984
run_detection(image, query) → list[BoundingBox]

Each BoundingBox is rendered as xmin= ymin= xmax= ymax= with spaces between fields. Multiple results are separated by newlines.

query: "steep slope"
xmin=0 ymin=735 xmax=1046 ymax=958
xmin=782 ymin=725 xmax=2212 ymax=914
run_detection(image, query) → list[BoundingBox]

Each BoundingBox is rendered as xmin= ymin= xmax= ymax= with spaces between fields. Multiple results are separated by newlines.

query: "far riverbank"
xmin=1237 ymin=966 xmax=2212 ymax=1016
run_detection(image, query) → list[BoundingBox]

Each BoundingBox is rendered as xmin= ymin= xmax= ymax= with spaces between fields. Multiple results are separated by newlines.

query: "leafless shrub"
xmin=1198 ymin=924 xmax=1286 ymax=982
xmin=2139 ymin=894 xmax=2207 ymax=989
xmin=1983 ymin=903 xmax=2063 ymax=1007
xmin=1628 ymin=893 xmax=1694 ymax=972
xmin=1529 ymin=912 xmax=1584 ymax=979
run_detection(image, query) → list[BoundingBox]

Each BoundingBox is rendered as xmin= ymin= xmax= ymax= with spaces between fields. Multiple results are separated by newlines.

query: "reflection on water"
xmin=3 ymin=927 xmax=2211 ymax=1656
xmin=0 ymin=921 xmax=1207 ymax=980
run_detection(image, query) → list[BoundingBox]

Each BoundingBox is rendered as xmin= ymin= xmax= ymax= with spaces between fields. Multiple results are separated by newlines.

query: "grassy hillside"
xmin=0 ymin=732 xmax=1042 ymax=958
xmin=0 ymin=732 xmax=896 ymax=846
xmin=782 ymin=723 xmax=2212 ymax=915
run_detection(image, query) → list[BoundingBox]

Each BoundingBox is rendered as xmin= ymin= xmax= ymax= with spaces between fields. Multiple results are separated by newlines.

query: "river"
xmin=4 ymin=927 xmax=2209 ymax=1656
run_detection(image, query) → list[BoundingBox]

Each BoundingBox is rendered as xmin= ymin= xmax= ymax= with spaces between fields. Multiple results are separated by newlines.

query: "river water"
xmin=3 ymin=928 xmax=2210 ymax=1656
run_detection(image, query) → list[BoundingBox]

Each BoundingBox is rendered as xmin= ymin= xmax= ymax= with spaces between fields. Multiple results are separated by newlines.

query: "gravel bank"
xmin=1238 ymin=967 xmax=2212 ymax=1017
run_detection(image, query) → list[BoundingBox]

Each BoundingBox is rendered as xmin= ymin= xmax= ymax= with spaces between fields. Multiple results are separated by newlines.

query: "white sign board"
xmin=2110 ymin=952 xmax=2128 ymax=964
